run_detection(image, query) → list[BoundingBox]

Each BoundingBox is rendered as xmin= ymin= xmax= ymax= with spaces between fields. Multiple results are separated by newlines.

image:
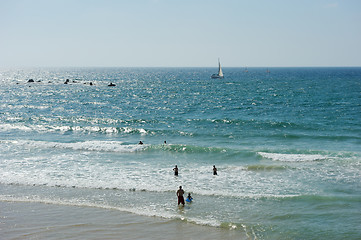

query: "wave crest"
xmin=5 ymin=140 xmax=145 ymax=153
xmin=0 ymin=123 xmax=148 ymax=135
xmin=257 ymin=152 xmax=327 ymax=162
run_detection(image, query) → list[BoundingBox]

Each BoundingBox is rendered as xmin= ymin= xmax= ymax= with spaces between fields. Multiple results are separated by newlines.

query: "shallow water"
xmin=1 ymin=67 xmax=360 ymax=239
xmin=1 ymin=201 xmax=243 ymax=240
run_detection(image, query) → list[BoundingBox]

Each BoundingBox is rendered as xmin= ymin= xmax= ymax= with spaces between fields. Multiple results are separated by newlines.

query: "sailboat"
xmin=211 ymin=58 xmax=224 ymax=79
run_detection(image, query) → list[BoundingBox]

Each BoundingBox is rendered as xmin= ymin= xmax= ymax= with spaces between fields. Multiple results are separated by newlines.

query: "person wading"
xmin=176 ymin=186 xmax=185 ymax=206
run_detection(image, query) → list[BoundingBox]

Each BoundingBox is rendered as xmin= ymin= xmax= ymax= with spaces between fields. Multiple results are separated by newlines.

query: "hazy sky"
xmin=1 ymin=0 xmax=360 ymax=67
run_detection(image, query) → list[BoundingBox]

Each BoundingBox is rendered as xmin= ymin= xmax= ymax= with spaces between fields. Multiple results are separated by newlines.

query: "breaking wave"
xmin=257 ymin=152 xmax=328 ymax=162
xmin=0 ymin=123 xmax=148 ymax=135
xmin=3 ymin=140 xmax=145 ymax=153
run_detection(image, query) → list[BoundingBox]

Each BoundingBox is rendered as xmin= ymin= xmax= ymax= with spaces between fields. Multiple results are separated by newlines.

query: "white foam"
xmin=193 ymin=188 xmax=299 ymax=199
xmin=6 ymin=140 xmax=145 ymax=153
xmin=0 ymin=123 xmax=148 ymax=135
xmin=0 ymin=123 xmax=33 ymax=132
xmin=258 ymin=152 xmax=327 ymax=162
xmin=0 ymin=195 xmax=221 ymax=227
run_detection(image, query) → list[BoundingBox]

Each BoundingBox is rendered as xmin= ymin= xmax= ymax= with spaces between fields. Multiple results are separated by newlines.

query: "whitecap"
xmin=258 ymin=152 xmax=327 ymax=162
xmin=6 ymin=140 xmax=145 ymax=153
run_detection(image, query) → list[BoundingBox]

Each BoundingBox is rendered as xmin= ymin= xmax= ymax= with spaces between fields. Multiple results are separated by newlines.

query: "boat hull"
xmin=211 ymin=74 xmax=224 ymax=79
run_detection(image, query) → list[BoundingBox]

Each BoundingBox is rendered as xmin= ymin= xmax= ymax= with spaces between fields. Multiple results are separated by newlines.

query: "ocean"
xmin=0 ymin=67 xmax=360 ymax=239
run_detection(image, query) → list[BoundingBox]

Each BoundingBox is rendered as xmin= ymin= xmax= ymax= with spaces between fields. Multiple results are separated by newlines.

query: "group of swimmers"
xmin=137 ymin=140 xmax=218 ymax=206
xmin=174 ymin=165 xmax=218 ymax=206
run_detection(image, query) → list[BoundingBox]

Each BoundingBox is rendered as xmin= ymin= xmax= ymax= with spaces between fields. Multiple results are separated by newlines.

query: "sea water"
xmin=0 ymin=67 xmax=360 ymax=239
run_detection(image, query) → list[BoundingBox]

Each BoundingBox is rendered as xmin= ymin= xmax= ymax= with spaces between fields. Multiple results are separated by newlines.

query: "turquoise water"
xmin=1 ymin=67 xmax=360 ymax=239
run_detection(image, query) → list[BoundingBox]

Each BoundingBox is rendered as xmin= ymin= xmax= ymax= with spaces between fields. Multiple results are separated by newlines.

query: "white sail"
xmin=218 ymin=59 xmax=223 ymax=77
xmin=211 ymin=58 xmax=224 ymax=79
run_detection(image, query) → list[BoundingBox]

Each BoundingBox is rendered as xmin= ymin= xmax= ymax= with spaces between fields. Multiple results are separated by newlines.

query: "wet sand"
xmin=0 ymin=201 xmax=245 ymax=240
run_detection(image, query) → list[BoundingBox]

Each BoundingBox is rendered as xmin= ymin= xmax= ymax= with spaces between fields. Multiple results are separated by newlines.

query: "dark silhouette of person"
xmin=186 ymin=193 xmax=193 ymax=203
xmin=177 ymin=186 xmax=185 ymax=206
xmin=213 ymin=165 xmax=217 ymax=175
xmin=173 ymin=165 xmax=178 ymax=176
xmin=138 ymin=141 xmax=143 ymax=145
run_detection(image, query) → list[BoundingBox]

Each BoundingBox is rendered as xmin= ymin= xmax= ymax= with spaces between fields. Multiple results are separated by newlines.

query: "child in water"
xmin=186 ymin=193 xmax=193 ymax=203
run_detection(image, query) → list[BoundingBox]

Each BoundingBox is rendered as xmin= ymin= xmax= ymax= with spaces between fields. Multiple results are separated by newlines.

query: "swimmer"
xmin=213 ymin=165 xmax=217 ymax=175
xmin=186 ymin=193 xmax=193 ymax=202
xmin=177 ymin=186 xmax=185 ymax=206
xmin=173 ymin=165 xmax=178 ymax=176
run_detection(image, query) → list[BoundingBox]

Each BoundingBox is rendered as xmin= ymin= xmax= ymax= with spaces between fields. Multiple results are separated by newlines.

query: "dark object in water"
xmin=108 ymin=83 xmax=116 ymax=86
xmin=28 ymin=79 xmax=34 ymax=83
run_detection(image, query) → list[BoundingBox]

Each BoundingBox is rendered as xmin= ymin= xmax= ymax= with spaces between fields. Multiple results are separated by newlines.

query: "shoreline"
xmin=0 ymin=201 xmax=245 ymax=240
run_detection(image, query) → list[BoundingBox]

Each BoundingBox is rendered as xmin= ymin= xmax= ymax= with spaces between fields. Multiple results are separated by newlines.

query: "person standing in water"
xmin=186 ymin=193 xmax=193 ymax=203
xmin=177 ymin=186 xmax=185 ymax=206
xmin=213 ymin=165 xmax=217 ymax=175
xmin=173 ymin=165 xmax=178 ymax=176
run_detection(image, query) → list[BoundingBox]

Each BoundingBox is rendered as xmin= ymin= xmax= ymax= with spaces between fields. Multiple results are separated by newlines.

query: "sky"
xmin=1 ymin=0 xmax=361 ymax=67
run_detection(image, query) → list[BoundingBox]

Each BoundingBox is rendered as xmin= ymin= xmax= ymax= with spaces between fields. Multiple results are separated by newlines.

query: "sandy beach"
xmin=0 ymin=201 xmax=245 ymax=240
